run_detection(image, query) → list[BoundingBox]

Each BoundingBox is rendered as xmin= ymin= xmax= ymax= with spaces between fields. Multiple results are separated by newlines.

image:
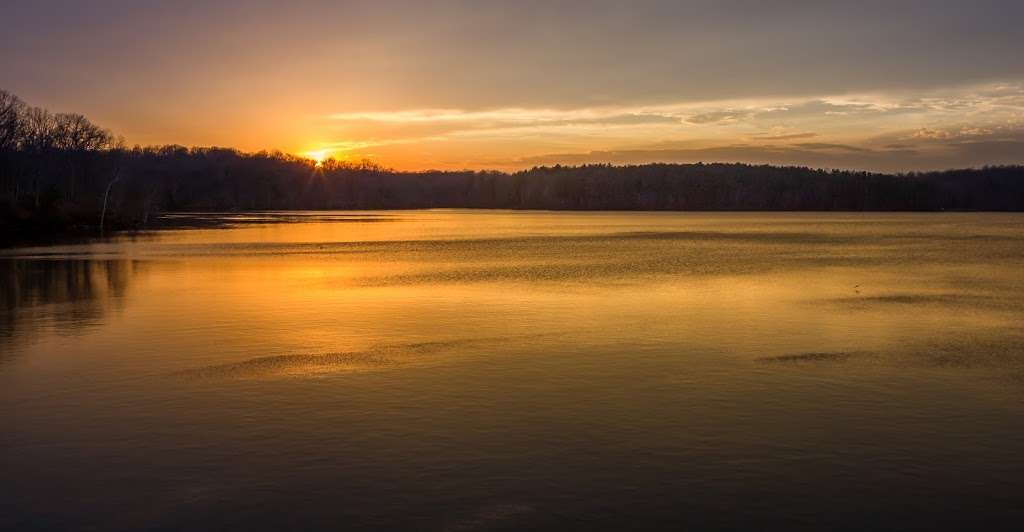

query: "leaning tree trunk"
xmin=99 ymin=168 xmax=121 ymax=236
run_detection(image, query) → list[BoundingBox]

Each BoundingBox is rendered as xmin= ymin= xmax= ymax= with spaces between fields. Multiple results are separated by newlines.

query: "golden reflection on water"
xmin=6 ymin=211 xmax=1021 ymax=377
xmin=2 ymin=211 xmax=1024 ymax=530
xmin=2 ymin=211 xmax=1024 ymax=378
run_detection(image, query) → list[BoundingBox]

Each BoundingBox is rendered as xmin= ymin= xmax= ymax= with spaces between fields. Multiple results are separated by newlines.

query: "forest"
xmin=3 ymin=89 xmax=1024 ymax=240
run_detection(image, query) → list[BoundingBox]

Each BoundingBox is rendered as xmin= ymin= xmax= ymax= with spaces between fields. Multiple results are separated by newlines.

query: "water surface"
xmin=3 ymin=211 xmax=1024 ymax=530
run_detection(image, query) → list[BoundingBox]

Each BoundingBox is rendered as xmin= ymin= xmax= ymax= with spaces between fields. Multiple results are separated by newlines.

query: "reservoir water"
xmin=2 ymin=211 xmax=1023 ymax=530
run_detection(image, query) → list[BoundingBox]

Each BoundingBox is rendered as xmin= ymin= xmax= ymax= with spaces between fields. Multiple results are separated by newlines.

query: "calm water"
xmin=3 ymin=211 xmax=1024 ymax=531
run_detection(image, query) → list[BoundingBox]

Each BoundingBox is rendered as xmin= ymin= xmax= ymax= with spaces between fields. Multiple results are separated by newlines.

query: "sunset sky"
xmin=3 ymin=0 xmax=1023 ymax=171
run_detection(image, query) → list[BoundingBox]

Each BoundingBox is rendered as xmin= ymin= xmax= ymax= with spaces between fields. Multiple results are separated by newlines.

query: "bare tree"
xmin=0 ymin=89 xmax=26 ymax=151
xmin=21 ymin=106 xmax=57 ymax=153
xmin=0 ymin=90 xmax=27 ymax=201
xmin=51 ymin=113 xmax=113 ymax=200
xmin=53 ymin=113 xmax=112 ymax=152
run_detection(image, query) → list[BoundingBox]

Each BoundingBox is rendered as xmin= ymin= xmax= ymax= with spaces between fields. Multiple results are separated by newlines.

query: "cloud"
xmin=328 ymin=108 xmax=679 ymax=127
xmin=319 ymin=81 xmax=1024 ymax=171
xmin=326 ymin=107 xmax=683 ymax=140
xmin=685 ymin=110 xmax=755 ymax=124
xmin=510 ymin=125 xmax=1024 ymax=172
xmin=792 ymin=142 xmax=870 ymax=153
xmin=751 ymin=132 xmax=818 ymax=141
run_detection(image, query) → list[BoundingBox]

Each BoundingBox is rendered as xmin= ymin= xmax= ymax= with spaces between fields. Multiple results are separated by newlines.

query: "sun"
xmin=304 ymin=149 xmax=331 ymax=167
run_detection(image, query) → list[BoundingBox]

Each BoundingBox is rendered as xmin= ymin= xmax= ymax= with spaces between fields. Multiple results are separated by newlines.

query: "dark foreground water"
xmin=2 ymin=211 xmax=1024 ymax=531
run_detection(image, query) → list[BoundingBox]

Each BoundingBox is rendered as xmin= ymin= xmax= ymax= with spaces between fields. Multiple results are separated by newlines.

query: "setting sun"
xmin=304 ymin=149 xmax=331 ymax=166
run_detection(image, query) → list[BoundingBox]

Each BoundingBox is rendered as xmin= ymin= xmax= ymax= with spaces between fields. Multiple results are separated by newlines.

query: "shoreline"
xmin=4 ymin=208 xmax=1022 ymax=249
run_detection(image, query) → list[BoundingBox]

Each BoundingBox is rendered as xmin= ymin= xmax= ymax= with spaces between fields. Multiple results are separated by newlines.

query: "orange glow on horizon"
xmin=304 ymin=149 xmax=332 ymax=167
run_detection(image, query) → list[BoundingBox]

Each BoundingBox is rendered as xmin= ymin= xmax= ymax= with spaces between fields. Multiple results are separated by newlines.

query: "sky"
xmin=2 ymin=0 xmax=1023 ymax=171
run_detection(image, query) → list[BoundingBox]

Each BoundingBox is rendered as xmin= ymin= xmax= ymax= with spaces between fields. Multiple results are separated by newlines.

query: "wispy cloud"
xmin=510 ymin=125 xmax=1024 ymax=172
xmin=685 ymin=109 xmax=756 ymax=124
xmin=316 ymin=81 xmax=1024 ymax=170
xmin=328 ymin=108 xmax=680 ymax=126
xmin=751 ymin=132 xmax=818 ymax=141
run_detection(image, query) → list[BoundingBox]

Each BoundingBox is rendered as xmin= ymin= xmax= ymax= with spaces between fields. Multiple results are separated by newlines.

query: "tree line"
xmin=2 ymin=89 xmax=1024 ymax=239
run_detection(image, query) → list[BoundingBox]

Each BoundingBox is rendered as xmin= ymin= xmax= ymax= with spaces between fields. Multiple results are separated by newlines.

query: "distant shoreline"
xmin=5 ymin=208 xmax=1022 ymax=249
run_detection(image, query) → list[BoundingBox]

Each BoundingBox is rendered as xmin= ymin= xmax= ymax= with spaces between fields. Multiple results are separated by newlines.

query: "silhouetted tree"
xmin=2 ymin=88 xmax=1024 ymax=244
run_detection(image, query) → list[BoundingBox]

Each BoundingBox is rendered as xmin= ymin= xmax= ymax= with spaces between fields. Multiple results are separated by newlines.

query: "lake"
xmin=2 ymin=211 xmax=1023 ymax=530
